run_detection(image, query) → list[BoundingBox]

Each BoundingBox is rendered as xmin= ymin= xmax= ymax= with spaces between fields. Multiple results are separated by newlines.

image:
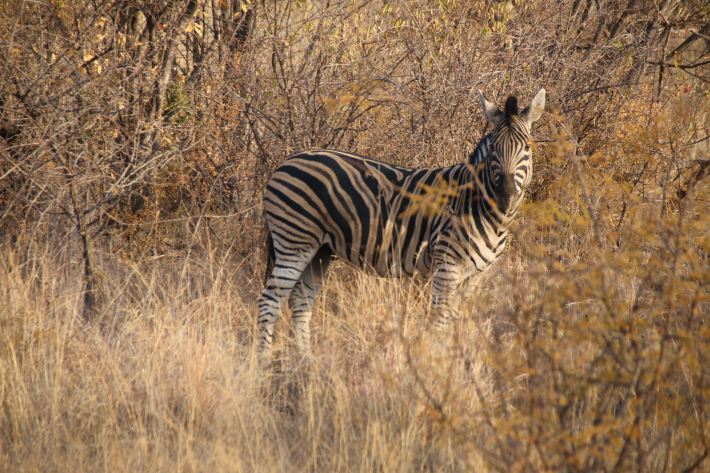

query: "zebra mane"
xmin=504 ymin=96 xmax=519 ymax=118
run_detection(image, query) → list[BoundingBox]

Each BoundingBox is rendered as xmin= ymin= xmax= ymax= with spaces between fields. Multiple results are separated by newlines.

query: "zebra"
xmin=257 ymin=89 xmax=546 ymax=356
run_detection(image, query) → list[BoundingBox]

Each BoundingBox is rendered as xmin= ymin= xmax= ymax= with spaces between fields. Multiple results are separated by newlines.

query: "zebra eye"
xmin=524 ymin=143 xmax=531 ymax=152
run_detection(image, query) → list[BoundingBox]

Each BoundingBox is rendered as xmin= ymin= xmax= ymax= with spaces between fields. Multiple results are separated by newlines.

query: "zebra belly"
xmin=322 ymin=215 xmax=433 ymax=278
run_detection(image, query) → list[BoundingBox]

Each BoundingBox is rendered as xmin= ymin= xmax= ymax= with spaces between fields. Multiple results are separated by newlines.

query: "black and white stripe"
xmin=257 ymin=89 xmax=546 ymax=355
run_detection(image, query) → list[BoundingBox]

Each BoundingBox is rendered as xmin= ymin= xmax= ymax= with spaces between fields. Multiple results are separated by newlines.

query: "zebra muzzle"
xmin=495 ymin=174 xmax=518 ymax=214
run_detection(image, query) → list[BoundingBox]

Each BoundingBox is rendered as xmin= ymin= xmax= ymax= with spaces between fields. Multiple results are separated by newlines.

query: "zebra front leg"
xmin=430 ymin=264 xmax=462 ymax=329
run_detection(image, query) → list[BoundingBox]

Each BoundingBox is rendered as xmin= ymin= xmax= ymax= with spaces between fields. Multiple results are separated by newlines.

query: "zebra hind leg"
xmin=257 ymin=245 xmax=319 ymax=359
xmin=288 ymin=245 xmax=332 ymax=356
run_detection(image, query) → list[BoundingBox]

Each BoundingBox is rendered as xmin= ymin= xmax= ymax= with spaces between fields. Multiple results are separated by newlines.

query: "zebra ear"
xmin=523 ymin=88 xmax=546 ymax=124
xmin=479 ymin=91 xmax=503 ymax=125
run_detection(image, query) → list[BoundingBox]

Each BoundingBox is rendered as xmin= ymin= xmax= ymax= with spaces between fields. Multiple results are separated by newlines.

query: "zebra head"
xmin=478 ymin=89 xmax=546 ymax=216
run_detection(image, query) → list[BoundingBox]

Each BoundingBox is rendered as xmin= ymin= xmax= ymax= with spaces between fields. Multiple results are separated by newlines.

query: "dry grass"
xmin=0 ymin=241 xmax=497 ymax=472
xmin=1 ymin=189 xmax=707 ymax=471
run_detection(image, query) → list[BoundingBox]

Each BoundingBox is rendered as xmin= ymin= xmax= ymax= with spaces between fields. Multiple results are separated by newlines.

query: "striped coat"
xmin=258 ymin=89 xmax=546 ymax=356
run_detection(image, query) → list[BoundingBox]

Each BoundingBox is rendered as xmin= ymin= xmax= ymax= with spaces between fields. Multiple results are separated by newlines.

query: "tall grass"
xmin=0 ymin=240 xmax=496 ymax=472
xmin=1 ymin=168 xmax=707 ymax=471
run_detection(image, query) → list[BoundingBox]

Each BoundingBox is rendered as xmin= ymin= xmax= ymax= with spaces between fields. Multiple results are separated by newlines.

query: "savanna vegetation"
xmin=0 ymin=0 xmax=708 ymax=471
